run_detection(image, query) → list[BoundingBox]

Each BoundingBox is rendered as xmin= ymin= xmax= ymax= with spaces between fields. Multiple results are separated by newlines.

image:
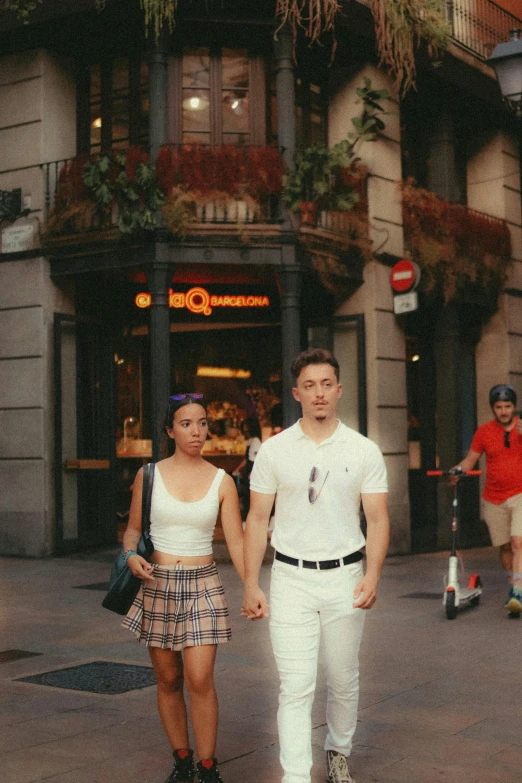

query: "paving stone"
xmin=1 ymin=548 xmax=522 ymax=783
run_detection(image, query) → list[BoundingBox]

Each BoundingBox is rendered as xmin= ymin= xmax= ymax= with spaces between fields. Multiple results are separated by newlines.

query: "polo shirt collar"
xmin=294 ymin=419 xmax=347 ymax=444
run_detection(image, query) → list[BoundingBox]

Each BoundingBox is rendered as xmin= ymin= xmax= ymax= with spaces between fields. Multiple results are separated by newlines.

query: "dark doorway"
xmin=54 ymin=315 xmax=115 ymax=552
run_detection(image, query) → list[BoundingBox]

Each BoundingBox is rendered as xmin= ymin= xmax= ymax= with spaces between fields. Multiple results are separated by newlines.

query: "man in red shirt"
xmin=455 ymin=385 xmax=522 ymax=616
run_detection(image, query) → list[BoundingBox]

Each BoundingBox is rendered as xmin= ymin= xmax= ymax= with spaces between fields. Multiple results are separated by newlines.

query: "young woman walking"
xmin=122 ymin=394 xmax=244 ymax=783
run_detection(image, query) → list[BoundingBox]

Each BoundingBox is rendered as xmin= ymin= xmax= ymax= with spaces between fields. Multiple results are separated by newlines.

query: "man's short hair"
xmin=291 ymin=348 xmax=340 ymax=382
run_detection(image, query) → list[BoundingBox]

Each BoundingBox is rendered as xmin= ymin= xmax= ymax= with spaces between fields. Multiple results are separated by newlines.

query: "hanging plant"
xmin=372 ymin=0 xmax=450 ymax=96
xmin=275 ymin=0 xmax=341 ymax=48
xmin=401 ymin=178 xmax=512 ymax=306
xmin=140 ymin=0 xmax=177 ymax=40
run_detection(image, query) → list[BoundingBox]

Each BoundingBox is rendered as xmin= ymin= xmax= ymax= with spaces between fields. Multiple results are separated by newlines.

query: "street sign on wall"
xmin=390 ymin=259 xmax=420 ymax=293
xmin=393 ymin=291 xmax=419 ymax=315
xmin=390 ymin=259 xmax=420 ymax=313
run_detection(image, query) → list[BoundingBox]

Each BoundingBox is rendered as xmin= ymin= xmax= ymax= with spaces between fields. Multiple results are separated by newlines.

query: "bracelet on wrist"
xmin=123 ymin=549 xmax=137 ymax=562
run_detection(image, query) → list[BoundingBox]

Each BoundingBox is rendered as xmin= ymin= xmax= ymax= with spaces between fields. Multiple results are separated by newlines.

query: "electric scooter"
xmin=426 ymin=468 xmax=483 ymax=620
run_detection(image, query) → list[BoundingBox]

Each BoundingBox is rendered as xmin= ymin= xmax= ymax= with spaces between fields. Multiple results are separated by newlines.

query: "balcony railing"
xmin=447 ymin=0 xmax=521 ymax=60
xmin=41 ymin=144 xmax=286 ymax=237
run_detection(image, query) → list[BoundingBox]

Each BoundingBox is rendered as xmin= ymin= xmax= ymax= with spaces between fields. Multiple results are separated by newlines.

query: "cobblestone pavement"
xmin=1 ymin=546 xmax=521 ymax=783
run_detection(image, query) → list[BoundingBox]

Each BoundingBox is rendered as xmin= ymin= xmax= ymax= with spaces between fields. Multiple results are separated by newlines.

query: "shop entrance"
xmin=54 ymin=314 xmax=115 ymax=552
xmin=113 ymin=322 xmax=283 ymax=529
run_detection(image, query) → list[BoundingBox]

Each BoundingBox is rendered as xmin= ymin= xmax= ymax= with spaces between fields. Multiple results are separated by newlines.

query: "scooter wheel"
xmin=445 ymin=590 xmax=457 ymax=620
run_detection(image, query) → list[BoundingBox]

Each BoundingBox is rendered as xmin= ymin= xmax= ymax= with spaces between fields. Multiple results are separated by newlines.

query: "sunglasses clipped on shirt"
xmin=170 ymin=393 xmax=204 ymax=402
xmin=308 ymin=466 xmax=329 ymax=504
xmin=504 ymin=430 xmax=511 ymax=448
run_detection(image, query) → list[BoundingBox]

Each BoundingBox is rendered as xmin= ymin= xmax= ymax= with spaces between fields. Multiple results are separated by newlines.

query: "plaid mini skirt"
xmin=122 ymin=562 xmax=231 ymax=650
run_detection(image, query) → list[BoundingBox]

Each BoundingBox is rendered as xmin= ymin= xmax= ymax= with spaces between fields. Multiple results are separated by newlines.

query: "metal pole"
xmin=277 ymin=264 xmax=303 ymax=428
xmin=148 ymin=257 xmax=173 ymax=462
xmin=274 ymin=24 xmax=296 ymax=171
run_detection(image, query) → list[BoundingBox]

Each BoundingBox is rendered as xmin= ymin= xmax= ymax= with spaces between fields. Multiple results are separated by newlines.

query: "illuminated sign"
xmin=135 ymin=286 xmax=271 ymax=317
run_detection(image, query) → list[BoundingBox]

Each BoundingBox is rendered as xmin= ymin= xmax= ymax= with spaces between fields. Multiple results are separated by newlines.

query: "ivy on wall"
xmin=401 ymin=178 xmax=512 ymax=308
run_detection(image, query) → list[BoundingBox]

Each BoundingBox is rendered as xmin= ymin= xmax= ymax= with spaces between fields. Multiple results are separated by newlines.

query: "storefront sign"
xmin=135 ymin=286 xmax=271 ymax=317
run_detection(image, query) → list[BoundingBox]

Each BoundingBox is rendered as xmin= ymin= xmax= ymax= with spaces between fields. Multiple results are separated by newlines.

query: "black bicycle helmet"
xmin=489 ymin=384 xmax=517 ymax=407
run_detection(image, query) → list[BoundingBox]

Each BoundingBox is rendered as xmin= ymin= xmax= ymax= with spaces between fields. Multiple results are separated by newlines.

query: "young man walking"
xmin=242 ymin=348 xmax=390 ymax=783
xmin=453 ymin=384 xmax=522 ymax=616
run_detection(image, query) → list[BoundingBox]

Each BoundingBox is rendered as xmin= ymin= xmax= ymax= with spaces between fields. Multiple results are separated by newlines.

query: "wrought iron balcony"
xmin=41 ymin=144 xmax=285 ymax=239
xmin=447 ymin=0 xmax=521 ymax=60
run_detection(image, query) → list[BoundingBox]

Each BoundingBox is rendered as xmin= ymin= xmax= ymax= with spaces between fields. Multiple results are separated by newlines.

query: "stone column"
xmin=277 ymin=264 xmax=303 ymax=428
xmin=148 ymin=256 xmax=173 ymax=462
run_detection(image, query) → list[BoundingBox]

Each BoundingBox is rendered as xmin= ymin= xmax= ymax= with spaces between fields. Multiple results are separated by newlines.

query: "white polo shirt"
xmin=250 ymin=420 xmax=388 ymax=561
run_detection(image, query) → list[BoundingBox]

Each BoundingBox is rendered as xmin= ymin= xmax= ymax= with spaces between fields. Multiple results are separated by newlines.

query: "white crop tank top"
xmin=150 ymin=467 xmax=225 ymax=556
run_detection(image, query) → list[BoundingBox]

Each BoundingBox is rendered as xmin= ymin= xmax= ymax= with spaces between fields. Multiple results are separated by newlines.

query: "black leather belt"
xmin=275 ymin=550 xmax=363 ymax=570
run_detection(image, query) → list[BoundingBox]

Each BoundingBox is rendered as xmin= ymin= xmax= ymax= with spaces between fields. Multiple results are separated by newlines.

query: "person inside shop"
xmin=232 ymin=417 xmax=262 ymax=518
xmin=242 ymin=347 xmax=390 ymax=783
xmin=451 ymin=384 xmax=522 ymax=617
xmin=121 ymin=393 xmax=244 ymax=783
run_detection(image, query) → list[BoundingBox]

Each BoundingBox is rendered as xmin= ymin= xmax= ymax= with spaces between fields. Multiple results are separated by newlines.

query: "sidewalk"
xmin=1 ymin=546 xmax=522 ymax=783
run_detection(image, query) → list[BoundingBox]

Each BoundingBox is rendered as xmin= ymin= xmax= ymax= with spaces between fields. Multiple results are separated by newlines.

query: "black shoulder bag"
xmin=102 ymin=462 xmax=156 ymax=615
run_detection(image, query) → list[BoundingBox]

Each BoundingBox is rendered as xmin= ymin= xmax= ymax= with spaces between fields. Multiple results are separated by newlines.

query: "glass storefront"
xmin=73 ymin=272 xmax=282 ymax=540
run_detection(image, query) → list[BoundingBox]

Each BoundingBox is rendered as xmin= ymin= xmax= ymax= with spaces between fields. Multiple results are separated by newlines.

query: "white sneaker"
xmin=326 ymin=750 xmax=355 ymax=783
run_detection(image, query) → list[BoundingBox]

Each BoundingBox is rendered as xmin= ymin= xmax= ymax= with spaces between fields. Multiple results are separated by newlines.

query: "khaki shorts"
xmin=483 ymin=492 xmax=522 ymax=547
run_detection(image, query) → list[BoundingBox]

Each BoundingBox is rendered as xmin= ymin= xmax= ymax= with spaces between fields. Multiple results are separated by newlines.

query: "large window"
xmin=80 ymin=56 xmax=149 ymax=154
xmin=179 ymin=47 xmax=252 ymax=145
xmin=170 ymin=47 xmax=266 ymax=146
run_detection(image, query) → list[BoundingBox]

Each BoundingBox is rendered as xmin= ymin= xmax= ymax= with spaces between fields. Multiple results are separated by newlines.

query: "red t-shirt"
xmin=470 ymin=418 xmax=522 ymax=503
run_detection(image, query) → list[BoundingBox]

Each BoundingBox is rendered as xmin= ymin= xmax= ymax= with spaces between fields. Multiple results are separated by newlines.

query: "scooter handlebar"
xmin=426 ymin=469 xmax=482 ymax=476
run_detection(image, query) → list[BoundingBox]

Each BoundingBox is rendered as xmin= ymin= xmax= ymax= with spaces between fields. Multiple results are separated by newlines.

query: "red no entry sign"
xmin=390 ymin=260 xmax=419 ymax=293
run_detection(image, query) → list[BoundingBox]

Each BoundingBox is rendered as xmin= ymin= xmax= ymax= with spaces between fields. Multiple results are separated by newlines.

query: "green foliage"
xmin=114 ymin=150 xmax=165 ymax=233
xmin=283 ymin=78 xmax=393 ymax=214
xmin=4 ymin=0 xmax=42 ymax=23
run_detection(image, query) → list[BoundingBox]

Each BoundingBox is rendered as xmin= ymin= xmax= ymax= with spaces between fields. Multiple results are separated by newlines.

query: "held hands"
xmin=127 ymin=554 xmax=154 ymax=581
xmin=353 ymin=574 xmax=378 ymax=610
xmin=242 ymin=584 xmax=269 ymax=621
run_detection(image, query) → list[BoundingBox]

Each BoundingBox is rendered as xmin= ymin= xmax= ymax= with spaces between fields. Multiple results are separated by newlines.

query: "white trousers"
xmin=269 ymin=558 xmax=365 ymax=783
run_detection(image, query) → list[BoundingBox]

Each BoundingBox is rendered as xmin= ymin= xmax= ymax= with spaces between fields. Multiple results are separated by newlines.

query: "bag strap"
xmin=141 ymin=462 xmax=155 ymax=534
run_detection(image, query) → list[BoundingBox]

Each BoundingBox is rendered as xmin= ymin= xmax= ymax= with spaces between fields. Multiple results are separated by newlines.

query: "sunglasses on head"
xmin=170 ymin=393 xmax=204 ymax=402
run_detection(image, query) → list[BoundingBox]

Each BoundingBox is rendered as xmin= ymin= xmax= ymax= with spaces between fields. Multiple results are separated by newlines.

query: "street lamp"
xmin=487 ymin=29 xmax=522 ymax=116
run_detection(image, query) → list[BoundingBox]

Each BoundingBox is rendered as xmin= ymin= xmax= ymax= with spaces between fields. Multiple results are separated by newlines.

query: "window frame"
xmin=77 ymin=55 xmax=149 ymax=156
xmin=168 ymin=46 xmax=267 ymax=146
